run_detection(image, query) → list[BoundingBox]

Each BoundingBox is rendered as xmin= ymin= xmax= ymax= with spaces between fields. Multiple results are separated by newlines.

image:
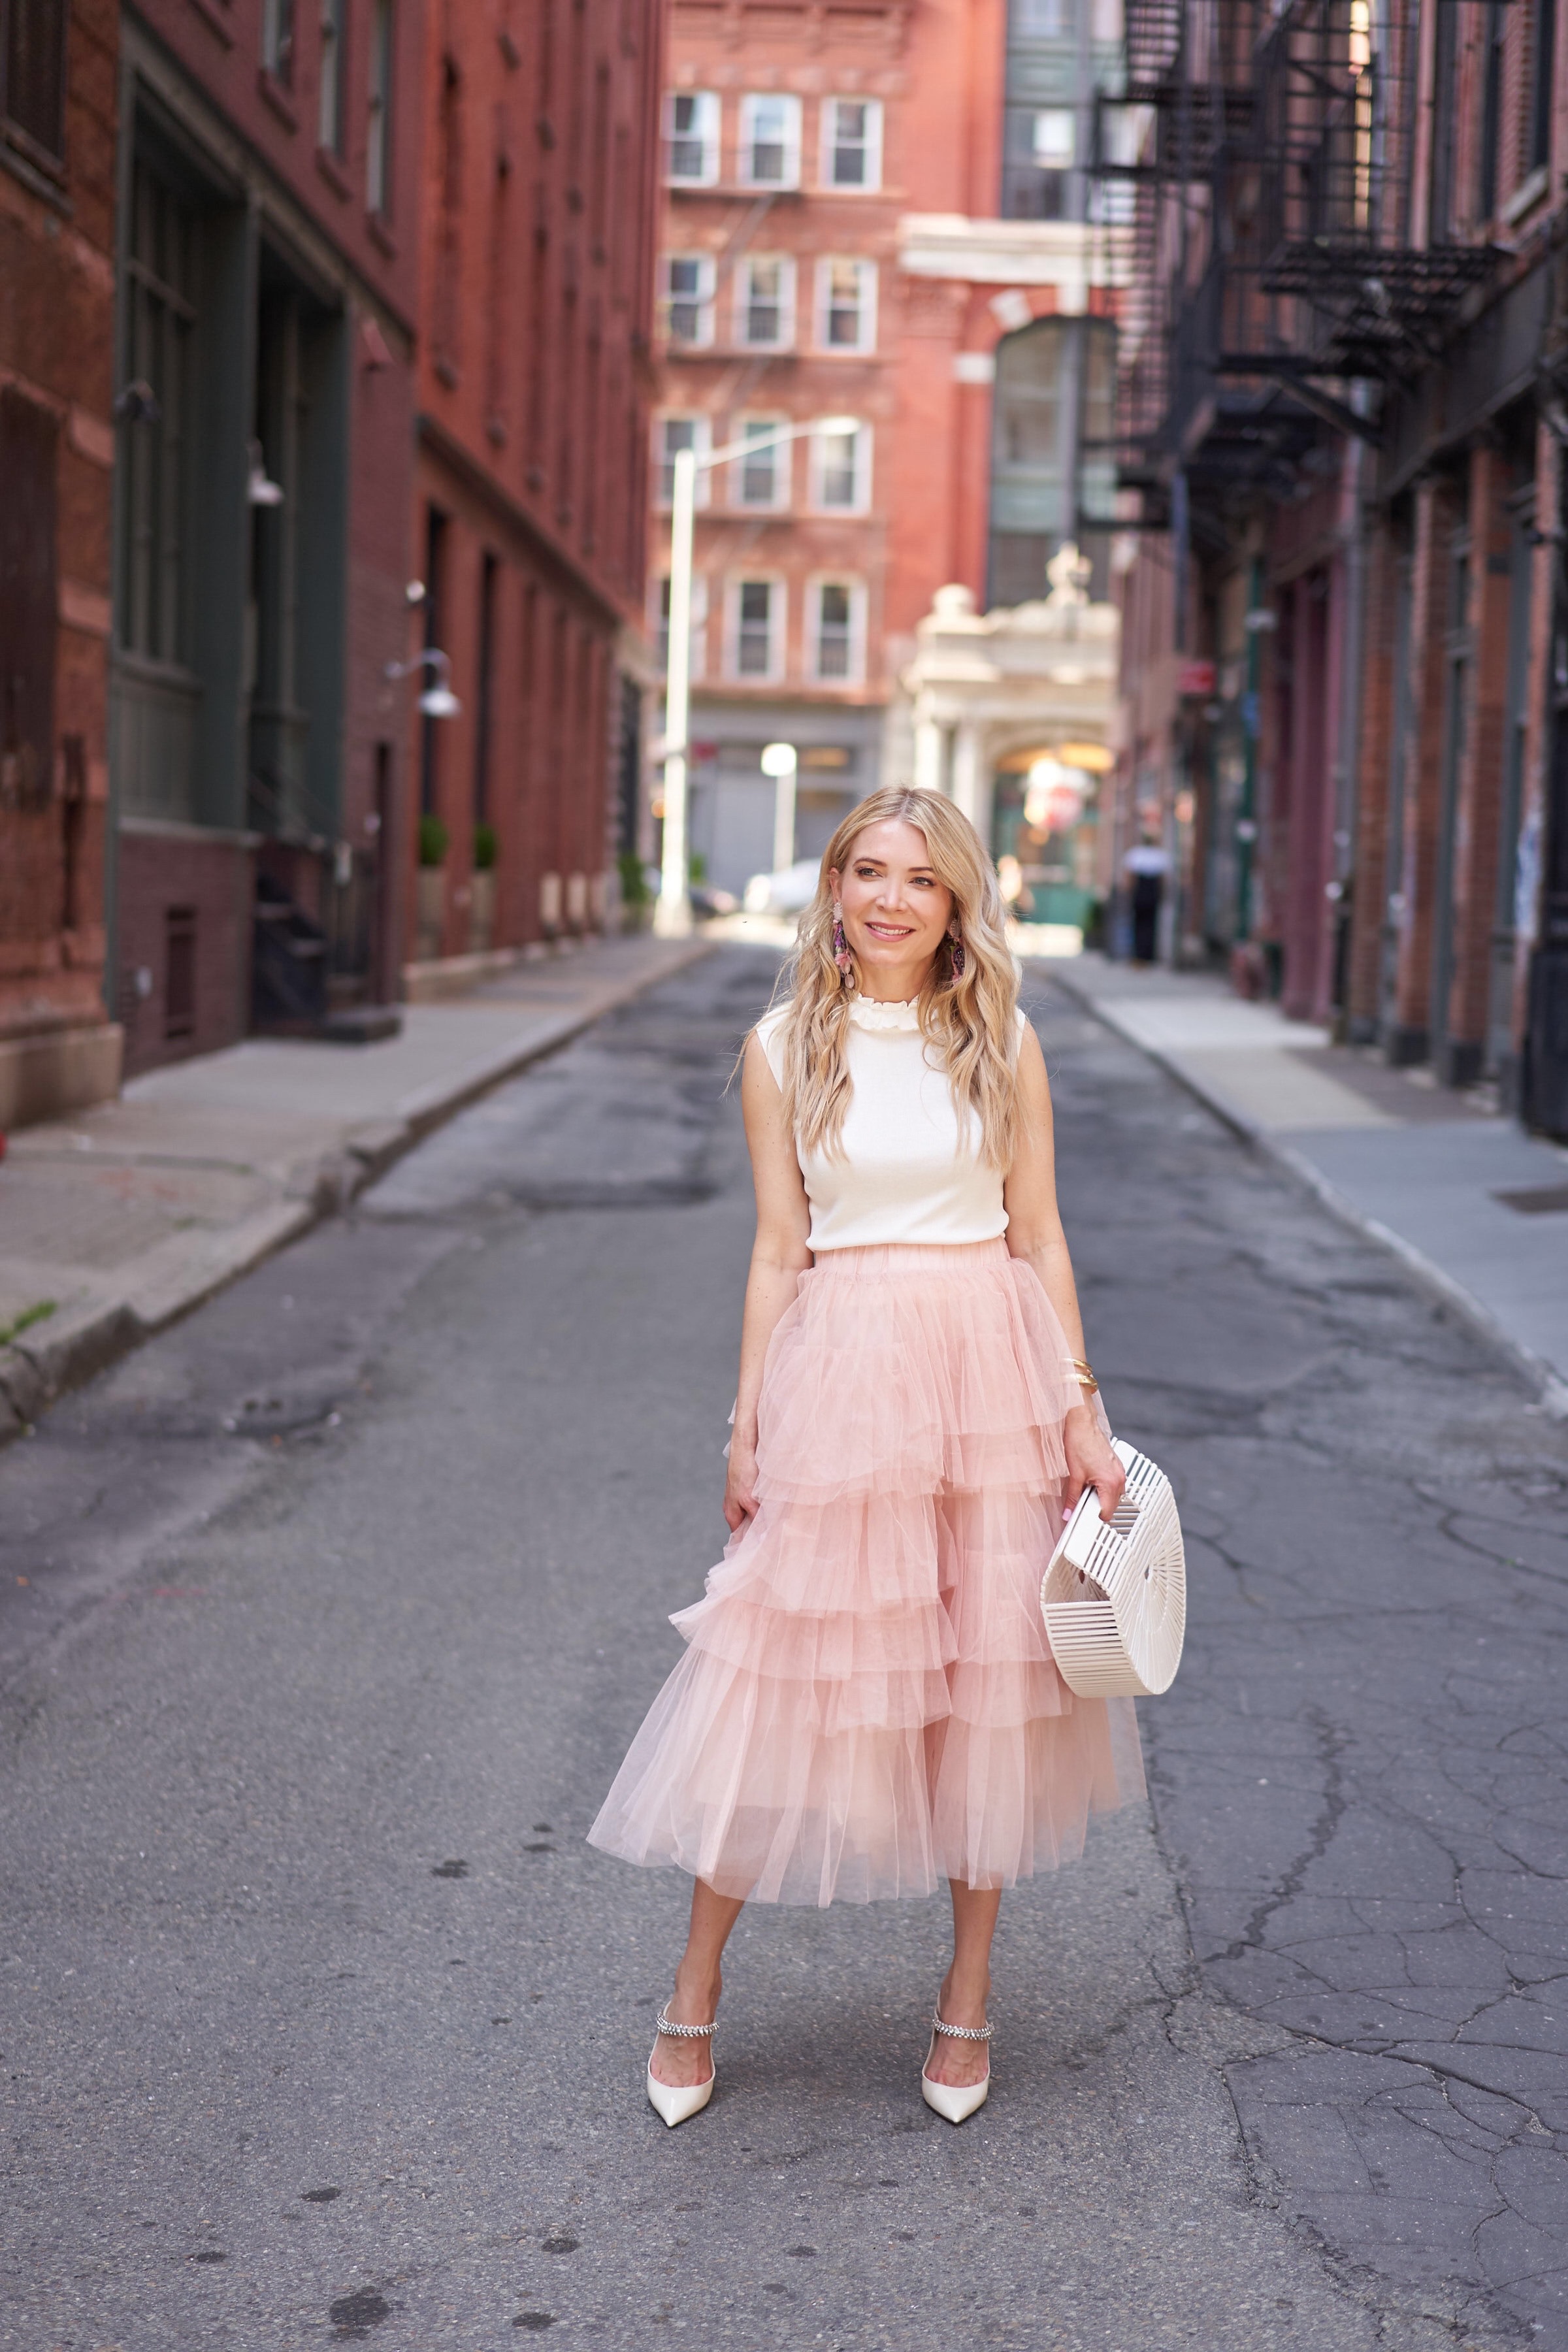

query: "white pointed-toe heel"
xmin=645 ymin=2004 xmax=717 ymax=2129
xmin=920 ymin=2006 xmax=991 ymax=2125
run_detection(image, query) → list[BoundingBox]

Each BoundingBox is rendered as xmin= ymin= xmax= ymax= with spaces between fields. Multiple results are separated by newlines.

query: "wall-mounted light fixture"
xmin=385 ymin=647 xmax=461 ymax=719
xmin=113 ymin=379 xmax=162 ymax=425
xmin=247 ymin=438 xmax=284 ymax=508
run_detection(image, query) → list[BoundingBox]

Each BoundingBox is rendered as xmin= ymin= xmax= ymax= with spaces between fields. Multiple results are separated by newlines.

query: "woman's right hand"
xmin=724 ymin=1437 xmax=760 ymax=1533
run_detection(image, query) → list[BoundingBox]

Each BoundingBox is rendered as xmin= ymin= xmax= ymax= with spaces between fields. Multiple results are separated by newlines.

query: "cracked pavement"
xmin=1 ymin=945 xmax=1565 ymax=2350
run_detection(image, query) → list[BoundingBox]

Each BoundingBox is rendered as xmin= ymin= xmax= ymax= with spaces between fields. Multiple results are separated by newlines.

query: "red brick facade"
xmin=1108 ymin=0 xmax=1568 ymax=1130
xmin=408 ymin=0 xmax=666 ymax=964
xmin=0 ymin=0 xmax=122 ymax=1125
xmin=110 ymin=0 xmax=424 ymax=1073
xmin=654 ymin=0 xmax=1118 ymax=890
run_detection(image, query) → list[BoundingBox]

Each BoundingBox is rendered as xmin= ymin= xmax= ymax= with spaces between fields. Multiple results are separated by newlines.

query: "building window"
xmin=809 ymin=580 xmax=864 ymax=683
xmin=731 ymin=578 xmax=783 ymax=680
xmin=811 ymin=420 xmax=870 ymax=512
xmin=2 ymin=0 xmax=69 ymax=162
xmin=367 ymin=0 xmax=393 ymax=213
xmin=732 ymin=416 xmax=790 ymax=510
xmin=736 ymin=253 xmax=794 ymax=349
xmin=653 ymin=573 xmax=709 ymax=675
xmin=1033 ymin=108 xmax=1075 ymax=169
xmin=661 ymin=252 xmax=715 ymax=346
xmin=318 ymin=0 xmax=344 ymax=151
xmin=739 ymin=91 xmax=800 ymax=187
xmin=822 ymin=97 xmax=881 ymax=189
xmin=653 ymin=414 xmax=711 ymax=508
xmin=664 ymin=88 xmax=719 ymax=184
xmin=262 ymin=0 xmax=295 ymax=83
xmin=817 ymin=257 xmax=877 ymax=352
xmin=119 ymin=157 xmax=197 ymax=668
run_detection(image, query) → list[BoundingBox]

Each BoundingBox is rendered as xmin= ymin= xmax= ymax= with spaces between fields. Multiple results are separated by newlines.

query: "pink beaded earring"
xmin=948 ymin=919 xmax=966 ymax=981
xmin=832 ymin=903 xmax=853 ymax=983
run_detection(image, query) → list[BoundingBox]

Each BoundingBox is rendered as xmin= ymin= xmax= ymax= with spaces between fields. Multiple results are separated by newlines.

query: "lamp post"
xmin=761 ymin=740 xmax=798 ymax=875
xmin=655 ymin=416 xmax=859 ymax=936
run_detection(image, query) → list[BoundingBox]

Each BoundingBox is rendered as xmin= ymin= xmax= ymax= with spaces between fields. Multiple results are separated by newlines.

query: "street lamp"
xmin=760 ymin=740 xmax=798 ymax=876
xmin=384 ymin=647 xmax=462 ymax=719
xmin=656 ymin=415 xmax=860 ymax=936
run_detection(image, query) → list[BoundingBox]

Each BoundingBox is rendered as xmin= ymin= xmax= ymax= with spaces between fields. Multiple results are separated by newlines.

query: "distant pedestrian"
xmin=589 ymin=785 xmax=1144 ymax=2127
xmin=1123 ymin=832 xmax=1170 ymax=964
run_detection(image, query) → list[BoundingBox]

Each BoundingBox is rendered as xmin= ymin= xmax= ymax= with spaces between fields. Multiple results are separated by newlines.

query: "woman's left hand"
xmin=1061 ymin=1403 xmax=1124 ymax=1527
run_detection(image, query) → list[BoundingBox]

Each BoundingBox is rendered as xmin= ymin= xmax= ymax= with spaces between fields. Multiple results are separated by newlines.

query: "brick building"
xmin=108 ymin=0 xmax=424 ymax=1072
xmin=407 ymin=0 xmax=666 ymax=970
xmin=1 ymin=0 xmax=122 ymax=1127
xmin=1105 ymin=0 xmax=1568 ymax=1137
xmin=652 ymin=0 xmax=1124 ymax=898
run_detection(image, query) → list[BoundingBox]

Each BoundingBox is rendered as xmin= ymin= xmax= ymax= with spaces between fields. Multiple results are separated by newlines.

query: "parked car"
xmin=742 ymin=859 xmax=819 ymax=917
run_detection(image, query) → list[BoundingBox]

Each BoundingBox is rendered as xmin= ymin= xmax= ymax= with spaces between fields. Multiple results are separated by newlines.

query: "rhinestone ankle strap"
xmin=931 ymin=2010 xmax=992 ymax=2042
xmin=655 ymin=2004 xmax=717 ymax=2040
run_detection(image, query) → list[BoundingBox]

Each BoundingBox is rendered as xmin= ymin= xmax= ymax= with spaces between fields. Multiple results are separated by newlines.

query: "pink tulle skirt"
xmin=587 ymin=1239 xmax=1145 ymax=1906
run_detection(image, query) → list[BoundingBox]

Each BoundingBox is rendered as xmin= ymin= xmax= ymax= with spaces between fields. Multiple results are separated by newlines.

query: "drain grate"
xmin=1492 ymin=1184 xmax=1568 ymax=1215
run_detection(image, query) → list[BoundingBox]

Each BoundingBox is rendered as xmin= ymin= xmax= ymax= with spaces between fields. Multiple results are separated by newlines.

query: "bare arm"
xmin=725 ymin=1031 xmax=814 ymax=1533
xmin=1003 ymin=1021 xmax=1125 ymax=1525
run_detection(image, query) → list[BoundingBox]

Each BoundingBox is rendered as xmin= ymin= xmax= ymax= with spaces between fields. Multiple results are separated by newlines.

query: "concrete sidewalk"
xmin=1048 ymin=952 xmax=1568 ymax=1408
xmin=0 ymin=932 xmax=713 ymax=1439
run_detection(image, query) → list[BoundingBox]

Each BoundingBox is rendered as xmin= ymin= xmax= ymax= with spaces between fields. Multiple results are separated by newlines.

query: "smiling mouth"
xmin=864 ymin=922 xmax=915 ymax=939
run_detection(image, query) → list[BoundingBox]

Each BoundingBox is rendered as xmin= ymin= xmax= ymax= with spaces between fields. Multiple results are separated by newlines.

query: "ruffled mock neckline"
xmin=847 ymin=993 xmax=922 ymax=1033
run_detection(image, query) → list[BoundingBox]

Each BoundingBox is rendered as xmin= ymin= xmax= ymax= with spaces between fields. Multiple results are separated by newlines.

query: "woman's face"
xmin=828 ymin=819 xmax=955 ymax=988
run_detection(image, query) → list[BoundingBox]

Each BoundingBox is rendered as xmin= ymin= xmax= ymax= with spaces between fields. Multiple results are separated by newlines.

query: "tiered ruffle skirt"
xmin=587 ymin=1239 xmax=1145 ymax=1906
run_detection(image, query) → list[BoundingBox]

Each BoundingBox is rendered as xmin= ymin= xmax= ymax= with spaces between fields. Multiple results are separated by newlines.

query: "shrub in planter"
xmin=473 ymin=821 xmax=498 ymax=872
xmin=418 ymin=813 xmax=450 ymax=868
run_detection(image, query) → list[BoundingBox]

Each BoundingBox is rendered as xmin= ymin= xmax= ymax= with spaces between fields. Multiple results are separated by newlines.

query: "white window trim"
xmin=821 ymin=96 xmax=883 ymax=191
xmin=807 ymin=576 xmax=867 ymax=685
xmin=729 ymin=415 xmax=793 ymax=512
xmin=661 ymin=252 xmax=716 ymax=349
xmin=733 ymin=252 xmax=797 ymax=351
xmin=738 ymin=91 xmax=802 ymax=189
xmin=726 ymin=574 xmax=787 ymax=684
xmin=809 ymin=419 xmax=872 ymax=515
xmin=664 ymin=90 xmax=720 ymax=187
xmin=815 ymin=257 xmax=878 ymax=355
xmin=651 ymin=571 xmax=710 ymax=679
xmin=652 ymin=412 xmax=712 ymax=511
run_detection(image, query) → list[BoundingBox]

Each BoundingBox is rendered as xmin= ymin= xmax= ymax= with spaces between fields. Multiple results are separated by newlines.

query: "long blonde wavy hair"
xmin=766 ymin=786 xmax=1022 ymax=1168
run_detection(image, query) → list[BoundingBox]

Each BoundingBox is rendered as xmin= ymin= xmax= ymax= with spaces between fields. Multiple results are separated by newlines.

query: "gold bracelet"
xmin=1067 ymin=1357 xmax=1099 ymax=1395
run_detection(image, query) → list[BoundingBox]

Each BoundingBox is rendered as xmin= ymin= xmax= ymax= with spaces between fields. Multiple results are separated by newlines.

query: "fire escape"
xmin=1098 ymin=0 xmax=1498 ymax=534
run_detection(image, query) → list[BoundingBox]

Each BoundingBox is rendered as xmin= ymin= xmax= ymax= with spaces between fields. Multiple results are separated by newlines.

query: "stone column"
xmin=913 ymin=716 xmax=945 ymax=795
xmin=950 ymin=723 xmax=982 ymax=825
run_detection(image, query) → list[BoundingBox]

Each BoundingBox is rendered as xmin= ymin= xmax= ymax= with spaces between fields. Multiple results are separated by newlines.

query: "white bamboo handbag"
xmin=1040 ymin=1438 xmax=1186 ymax=1698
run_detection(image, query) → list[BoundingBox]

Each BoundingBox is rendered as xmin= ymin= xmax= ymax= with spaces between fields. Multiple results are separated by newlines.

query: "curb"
xmin=0 ymin=938 xmax=717 ymax=1445
xmin=1043 ymin=960 xmax=1568 ymax=1419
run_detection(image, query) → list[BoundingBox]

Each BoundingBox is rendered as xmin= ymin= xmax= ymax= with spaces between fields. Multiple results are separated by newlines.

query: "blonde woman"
xmin=589 ymin=787 xmax=1144 ymax=2127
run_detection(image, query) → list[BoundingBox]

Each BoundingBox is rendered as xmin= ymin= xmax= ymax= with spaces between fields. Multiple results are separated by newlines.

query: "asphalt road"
xmin=2 ymin=945 xmax=1565 ymax=2352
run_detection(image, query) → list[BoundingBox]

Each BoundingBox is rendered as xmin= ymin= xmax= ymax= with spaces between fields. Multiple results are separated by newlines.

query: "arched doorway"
xmin=991 ymin=740 xmax=1113 ymax=935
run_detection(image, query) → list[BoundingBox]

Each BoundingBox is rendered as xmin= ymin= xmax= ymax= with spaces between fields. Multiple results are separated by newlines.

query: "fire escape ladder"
xmin=1095 ymin=0 xmax=1503 ymax=518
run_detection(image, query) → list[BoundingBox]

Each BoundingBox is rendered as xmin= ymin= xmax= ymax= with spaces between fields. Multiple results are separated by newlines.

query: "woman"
xmin=588 ymin=786 xmax=1144 ymax=2127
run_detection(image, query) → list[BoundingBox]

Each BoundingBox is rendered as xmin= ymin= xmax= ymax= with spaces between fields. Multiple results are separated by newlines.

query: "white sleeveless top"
xmin=756 ymin=995 xmax=1017 ymax=1252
